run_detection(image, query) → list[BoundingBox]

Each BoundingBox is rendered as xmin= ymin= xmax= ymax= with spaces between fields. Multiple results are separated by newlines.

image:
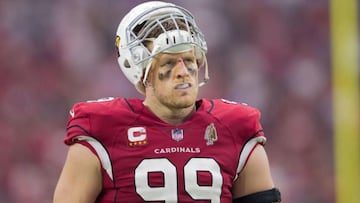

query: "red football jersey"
xmin=64 ymin=97 xmax=266 ymax=203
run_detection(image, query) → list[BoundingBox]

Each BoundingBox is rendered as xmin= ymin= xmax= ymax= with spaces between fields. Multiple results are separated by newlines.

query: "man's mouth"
xmin=175 ymin=83 xmax=191 ymax=89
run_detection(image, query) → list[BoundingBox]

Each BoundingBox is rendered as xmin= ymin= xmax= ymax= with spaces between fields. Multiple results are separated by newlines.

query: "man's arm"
xmin=232 ymin=144 xmax=280 ymax=201
xmin=53 ymin=143 xmax=102 ymax=203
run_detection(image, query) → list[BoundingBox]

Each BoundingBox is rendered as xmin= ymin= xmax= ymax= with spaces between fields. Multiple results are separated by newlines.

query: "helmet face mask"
xmin=115 ymin=1 xmax=208 ymax=93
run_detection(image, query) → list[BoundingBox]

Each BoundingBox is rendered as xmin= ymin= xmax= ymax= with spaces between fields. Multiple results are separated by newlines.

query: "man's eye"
xmin=184 ymin=58 xmax=195 ymax=63
xmin=161 ymin=61 xmax=174 ymax=67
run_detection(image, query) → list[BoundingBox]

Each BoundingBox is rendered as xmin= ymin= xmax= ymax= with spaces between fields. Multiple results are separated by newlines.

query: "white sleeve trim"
xmin=233 ymin=136 xmax=266 ymax=181
xmin=75 ymin=135 xmax=114 ymax=181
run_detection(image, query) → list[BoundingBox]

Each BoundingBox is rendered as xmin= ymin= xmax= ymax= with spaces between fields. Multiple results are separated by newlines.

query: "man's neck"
xmin=143 ymin=100 xmax=196 ymax=125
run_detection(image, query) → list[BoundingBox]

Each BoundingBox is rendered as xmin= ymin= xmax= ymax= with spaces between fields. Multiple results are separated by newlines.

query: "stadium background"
xmin=0 ymin=0 xmax=358 ymax=202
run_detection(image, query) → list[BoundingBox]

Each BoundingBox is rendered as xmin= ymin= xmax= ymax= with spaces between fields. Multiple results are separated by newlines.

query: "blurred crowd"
xmin=0 ymin=0 xmax=333 ymax=202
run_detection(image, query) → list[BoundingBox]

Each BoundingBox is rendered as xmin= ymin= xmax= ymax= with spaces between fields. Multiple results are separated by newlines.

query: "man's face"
xmin=146 ymin=49 xmax=199 ymax=109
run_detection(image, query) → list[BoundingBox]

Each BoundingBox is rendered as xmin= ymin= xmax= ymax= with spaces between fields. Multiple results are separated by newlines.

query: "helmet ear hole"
xmin=124 ymin=59 xmax=131 ymax=68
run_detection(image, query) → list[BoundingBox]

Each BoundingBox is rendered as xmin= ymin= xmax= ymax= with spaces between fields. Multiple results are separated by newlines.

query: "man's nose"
xmin=175 ymin=58 xmax=189 ymax=78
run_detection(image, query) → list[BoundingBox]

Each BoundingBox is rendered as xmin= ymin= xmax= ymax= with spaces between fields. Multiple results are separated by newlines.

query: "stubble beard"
xmin=156 ymin=89 xmax=197 ymax=110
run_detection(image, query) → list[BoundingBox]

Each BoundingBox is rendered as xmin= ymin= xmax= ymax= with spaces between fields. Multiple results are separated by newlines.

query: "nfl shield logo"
xmin=171 ymin=129 xmax=184 ymax=142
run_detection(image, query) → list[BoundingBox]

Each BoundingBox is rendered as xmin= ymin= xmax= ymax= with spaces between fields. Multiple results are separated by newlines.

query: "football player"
xmin=53 ymin=1 xmax=281 ymax=202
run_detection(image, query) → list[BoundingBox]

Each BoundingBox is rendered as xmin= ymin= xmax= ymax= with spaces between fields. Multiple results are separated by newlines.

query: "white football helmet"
xmin=115 ymin=1 xmax=209 ymax=93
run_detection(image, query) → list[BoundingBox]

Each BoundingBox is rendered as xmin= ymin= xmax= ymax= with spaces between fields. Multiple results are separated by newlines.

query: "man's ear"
xmin=135 ymin=81 xmax=146 ymax=94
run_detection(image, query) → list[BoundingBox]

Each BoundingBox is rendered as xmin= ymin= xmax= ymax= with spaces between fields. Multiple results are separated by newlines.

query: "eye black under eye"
xmin=158 ymin=69 xmax=172 ymax=80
